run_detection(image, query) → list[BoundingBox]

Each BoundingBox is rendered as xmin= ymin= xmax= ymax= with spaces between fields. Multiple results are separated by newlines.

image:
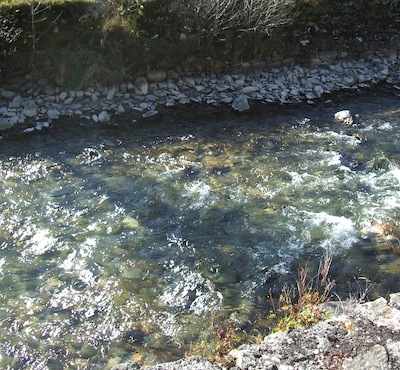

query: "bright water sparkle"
xmin=0 ymin=96 xmax=399 ymax=368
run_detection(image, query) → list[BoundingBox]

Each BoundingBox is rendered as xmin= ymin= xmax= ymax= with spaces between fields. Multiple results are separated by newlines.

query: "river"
xmin=0 ymin=93 xmax=399 ymax=368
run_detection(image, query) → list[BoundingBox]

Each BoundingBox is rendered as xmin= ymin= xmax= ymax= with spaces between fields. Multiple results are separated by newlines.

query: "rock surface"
xmin=113 ymin=294 xmax=400 ymax=370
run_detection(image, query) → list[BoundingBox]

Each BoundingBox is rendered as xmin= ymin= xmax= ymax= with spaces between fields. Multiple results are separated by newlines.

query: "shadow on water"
xmin=0 ymin=91 xmax=400 ymax=367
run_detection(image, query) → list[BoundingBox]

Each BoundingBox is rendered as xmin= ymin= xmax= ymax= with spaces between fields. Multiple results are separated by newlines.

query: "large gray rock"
xmin=22 ymin=102 xmax=38 ymax=118
xmin=232 ymin=94 xmax=250 ymax=112
xmin=98 ymin=110 xmax=111 ymax=123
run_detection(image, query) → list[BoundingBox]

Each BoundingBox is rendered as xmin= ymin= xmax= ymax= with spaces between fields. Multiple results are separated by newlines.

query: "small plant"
xmin=273 ymin=253 xmax=336 ymax=332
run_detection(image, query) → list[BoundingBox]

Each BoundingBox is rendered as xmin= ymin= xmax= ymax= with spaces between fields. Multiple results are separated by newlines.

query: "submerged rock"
xmin=334 ymin=109 xmax=353 ymax=125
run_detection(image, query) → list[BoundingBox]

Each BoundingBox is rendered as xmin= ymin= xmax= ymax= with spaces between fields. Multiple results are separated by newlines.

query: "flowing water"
xmin=0 ymin=95 xmax=400 ymax=369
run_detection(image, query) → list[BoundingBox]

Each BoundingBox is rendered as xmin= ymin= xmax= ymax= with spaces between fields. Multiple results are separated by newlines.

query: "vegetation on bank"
xmin=184 ymin=253 xmax=339 ymax=362
xmin=0 ymin=0 xmax=399 ymax=86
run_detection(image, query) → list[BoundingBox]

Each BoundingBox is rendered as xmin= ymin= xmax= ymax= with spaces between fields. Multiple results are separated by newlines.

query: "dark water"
xmin=0 ymin=95 xmax=399 ymax=368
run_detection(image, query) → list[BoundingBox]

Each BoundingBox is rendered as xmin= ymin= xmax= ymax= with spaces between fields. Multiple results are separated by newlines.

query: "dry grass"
xmin=273 ymin=253 xmax=336 ymax=332
xmin=1 ymin=0 xmax=96 ymax=6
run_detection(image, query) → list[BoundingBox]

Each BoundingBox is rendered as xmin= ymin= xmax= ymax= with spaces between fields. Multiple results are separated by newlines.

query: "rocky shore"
xmin=1 ymin=51 xmax=400 ymax=135
xmin=112 ymin=294 xmax=400 ymax=370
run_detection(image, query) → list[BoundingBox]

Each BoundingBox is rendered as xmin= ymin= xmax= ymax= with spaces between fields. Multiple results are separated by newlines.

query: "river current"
xmin=0 ymin=94 xmax=399 ymax=368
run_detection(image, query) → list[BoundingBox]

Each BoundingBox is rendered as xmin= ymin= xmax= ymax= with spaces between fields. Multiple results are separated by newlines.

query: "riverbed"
xmin=0 ymin=93 xmax=399 ymax=368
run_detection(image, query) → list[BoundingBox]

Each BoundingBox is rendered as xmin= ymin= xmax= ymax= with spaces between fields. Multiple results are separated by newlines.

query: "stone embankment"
xmin=1 ymin=51 xmax=400 ymax=134
xmin=113 ymin=293 xmax=400 ymax=370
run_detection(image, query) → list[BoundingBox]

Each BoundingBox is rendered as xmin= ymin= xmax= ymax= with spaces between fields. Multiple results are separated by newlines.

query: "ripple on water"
xmin=0 ymin=96 xmax=400 ymax=367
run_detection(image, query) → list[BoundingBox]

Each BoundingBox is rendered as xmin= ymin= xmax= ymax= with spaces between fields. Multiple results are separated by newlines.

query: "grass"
xmin=272 ymin=254 xmax=336 ymax=332
xmin=184 ymin=253 xmax=336 ymax=365
xmin=1 ymin=0 xmax=96 ymax=6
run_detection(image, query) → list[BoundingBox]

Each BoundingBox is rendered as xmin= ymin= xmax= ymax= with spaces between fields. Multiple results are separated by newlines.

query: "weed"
xmin=272 ymin=253 xmax=336 ymax=332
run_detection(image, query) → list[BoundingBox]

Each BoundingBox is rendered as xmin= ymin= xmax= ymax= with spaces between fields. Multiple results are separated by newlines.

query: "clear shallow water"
xmin=0 ymin=96 xmax=400 ymax=368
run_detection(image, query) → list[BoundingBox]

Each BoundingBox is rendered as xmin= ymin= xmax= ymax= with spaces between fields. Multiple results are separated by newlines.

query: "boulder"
xmin=232 ymin=95 xmax=250 ymax=112
xmin=334 ymin=110 xmax=353 ymax=125
xmin=22 ymin=102 xmax=38 ymax=118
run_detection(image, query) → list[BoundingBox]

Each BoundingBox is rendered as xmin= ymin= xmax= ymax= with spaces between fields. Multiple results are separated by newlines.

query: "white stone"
xmin=92 ymin=114 xmax=99 ymax=123
xmin=334 ymin=110 xmax=353 ymax=125
xmin=98 ymin=110 xmax=110 ymax=123
xmin=23 ymin=127 xmax=35 ymax=133
xmin=91 ymin=94 xmax=99 ymax=102
xmin=142 ymin=110 xmax=158 ymax=118
xmin=242 ymin=86 xmax=260 ymax=94
xmin=76 ymin=90 xmax=85 ymax=98
xmin=117 ymin=104 xmax=125 ymax=113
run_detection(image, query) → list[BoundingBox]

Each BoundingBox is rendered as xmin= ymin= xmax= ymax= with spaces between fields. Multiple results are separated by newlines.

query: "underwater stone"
xmin=334 ymin=110 xmax=353 ymax=125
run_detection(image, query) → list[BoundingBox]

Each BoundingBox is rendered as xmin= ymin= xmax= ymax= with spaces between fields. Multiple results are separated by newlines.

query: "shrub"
xmin=174 ymin=0 xmax=299 ymax=38
xmin=0 ymin=8 xmax=21 ymax=56
xmin=273 ymin=254 xmax=336 ymax=332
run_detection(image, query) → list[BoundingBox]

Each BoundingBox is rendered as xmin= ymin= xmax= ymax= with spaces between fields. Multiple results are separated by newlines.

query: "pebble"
xmin=1 ymin=55 xmax=400 ymax=133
